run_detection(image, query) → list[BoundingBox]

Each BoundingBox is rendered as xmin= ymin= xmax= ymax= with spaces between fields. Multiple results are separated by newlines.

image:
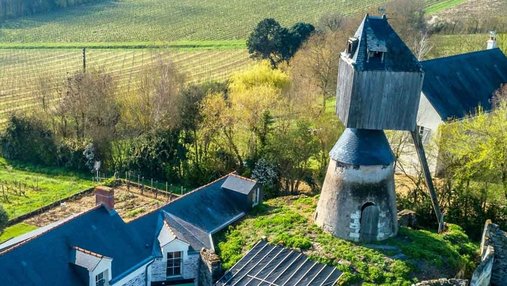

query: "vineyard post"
xmin=82 ymin=48 xmax=86 ymax=73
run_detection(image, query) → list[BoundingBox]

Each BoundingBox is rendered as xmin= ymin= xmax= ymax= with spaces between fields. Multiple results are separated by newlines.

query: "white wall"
xmin=89 ymin=258 xmax=112 ymax=286
xmin=416 ymin=92 xmax=443 ymax=136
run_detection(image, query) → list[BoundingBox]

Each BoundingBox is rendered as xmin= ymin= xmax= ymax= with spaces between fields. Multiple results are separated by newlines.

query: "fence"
xmin=6 ymin=177 xmax=185 ymax=227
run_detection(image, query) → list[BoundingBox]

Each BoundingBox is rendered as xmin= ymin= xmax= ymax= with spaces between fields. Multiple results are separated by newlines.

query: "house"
xmin=0 ymin=172 xmax=262 ymax=286
xmin=215 ymin=239 xmax=343 ymax=286
xmin=417 ymin=47 xmax=507 ymax=143
xmin=398 ymin=46 xmax=507 ymax=175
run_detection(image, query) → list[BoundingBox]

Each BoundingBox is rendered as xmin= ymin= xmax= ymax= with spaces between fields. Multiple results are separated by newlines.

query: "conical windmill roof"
xmin=329 ymin=128 xmax=394 ymax=166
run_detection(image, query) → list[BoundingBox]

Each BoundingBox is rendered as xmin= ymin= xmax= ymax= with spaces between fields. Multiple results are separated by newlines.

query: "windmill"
xmin=315 ymin=14 xmax=444 ymax=242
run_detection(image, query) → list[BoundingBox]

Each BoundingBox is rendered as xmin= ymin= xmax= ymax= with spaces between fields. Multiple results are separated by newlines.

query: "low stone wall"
xmin=470 ymin=245 xmax=495 ymax=286
xmin=477 ymin=220 xmax=507 ymax=286
xmin=413 ymin=278 xmax=468 ymax=286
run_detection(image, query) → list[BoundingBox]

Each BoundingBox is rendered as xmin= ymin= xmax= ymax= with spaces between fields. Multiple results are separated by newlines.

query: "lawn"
xmin=0 ymin=158 xmax=94 ymax=220
xmin=215 ymin=195 xmax=478 ymax=285
xmin=0 ymin=223 xmax=37 ymax=243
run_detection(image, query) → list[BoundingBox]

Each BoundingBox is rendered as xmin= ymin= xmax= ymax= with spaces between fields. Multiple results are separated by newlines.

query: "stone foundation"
xmin=315 ymin=160 xmax=398 ymax=242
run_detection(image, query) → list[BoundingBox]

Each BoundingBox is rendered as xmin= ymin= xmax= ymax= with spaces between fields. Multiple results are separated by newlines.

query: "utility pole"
xmin=82 ymin=48 xmax=86 ymax=73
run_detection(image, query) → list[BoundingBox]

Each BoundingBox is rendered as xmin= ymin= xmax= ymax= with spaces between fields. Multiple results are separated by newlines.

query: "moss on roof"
xmin=215 ymin=195 xmax=478 ymax=286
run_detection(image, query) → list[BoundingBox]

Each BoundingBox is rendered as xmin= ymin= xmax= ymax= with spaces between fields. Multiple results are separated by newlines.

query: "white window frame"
xmin=166 ymin=251 xmax=183 ymax=278
xmin=95 ymin=271 xmax=107 ymax=286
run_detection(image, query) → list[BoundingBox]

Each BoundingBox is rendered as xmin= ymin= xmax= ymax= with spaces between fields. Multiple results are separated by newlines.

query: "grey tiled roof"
xmin=350 ymin=15 xmax=421 ymax=72
xmin=330 ymin=128 xmax=394 ymax=166
xmin=421 ymin=48 xmax=507 ymax=120
xmin=215 ymin=240 xmax=342 ymax=286
xmin=221 ymin=174 xmax=257 ymax=195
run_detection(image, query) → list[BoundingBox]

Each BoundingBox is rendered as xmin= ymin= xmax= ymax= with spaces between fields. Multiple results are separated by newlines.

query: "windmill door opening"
xmin=360 ymin=202 xmax=379 ymax=242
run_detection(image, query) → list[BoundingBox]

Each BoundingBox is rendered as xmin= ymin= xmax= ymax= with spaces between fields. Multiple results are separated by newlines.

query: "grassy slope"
xmin=0 ymin=223 xmax=37 ymax=243
xmin=425 ymin=0 xmax=467 ymax=14
xmin=0 ymin=158 xmax=94 ymax=219
xmin=215 ymin=195 xmax=478 ymax=285
xmin=0 ymin=0 xmax=387 ymax=43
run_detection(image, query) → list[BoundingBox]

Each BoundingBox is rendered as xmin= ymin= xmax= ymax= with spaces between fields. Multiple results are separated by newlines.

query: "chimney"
xmin=95 ymin=186 xmax=114 ymax=209
xmin=487 ymin=31 xmax=497 ymax=49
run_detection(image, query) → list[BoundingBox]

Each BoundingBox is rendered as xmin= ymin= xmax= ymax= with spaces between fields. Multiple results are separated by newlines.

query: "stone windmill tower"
xmin=315 ymin=14 xmax=438 ymax=242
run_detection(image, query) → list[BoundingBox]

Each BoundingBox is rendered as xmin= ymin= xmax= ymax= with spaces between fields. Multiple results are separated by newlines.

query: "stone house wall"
xmin=199 ymin=249 xmax=221 ymax=286
xmin=121 ymin=272 xmax=146 ymax=286
xmin=479 ymin=220 xmax=507 ymax=286
xmin=470 ymin=245 xmax=494 ymax=286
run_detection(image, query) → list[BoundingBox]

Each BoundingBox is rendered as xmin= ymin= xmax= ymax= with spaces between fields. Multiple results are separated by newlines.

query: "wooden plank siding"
xmin=337 ymin=59 xmax=424 ymax=131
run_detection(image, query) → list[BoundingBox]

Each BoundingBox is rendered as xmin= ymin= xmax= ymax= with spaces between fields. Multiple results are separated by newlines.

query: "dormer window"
xmin=347 ymin=37 xmax=358 ymax=55
xmin=167 ymin=251 xmax=183 ymax=277
xmin=367 ymin=50 xmax=385 ymax=63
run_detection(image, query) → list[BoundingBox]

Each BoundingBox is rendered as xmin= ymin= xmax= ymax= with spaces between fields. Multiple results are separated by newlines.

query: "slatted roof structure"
xmin=215 ymin=240 xmax=342 ymax=286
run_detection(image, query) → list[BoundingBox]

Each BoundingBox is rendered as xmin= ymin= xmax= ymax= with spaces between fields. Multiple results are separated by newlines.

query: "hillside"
xmin=0 ymin=0 xmax=387 ymax=43
xmin=0 ymin=0 xmax=473 ymax=43
xmin=215 ymin=195 xmax=478 ymax=285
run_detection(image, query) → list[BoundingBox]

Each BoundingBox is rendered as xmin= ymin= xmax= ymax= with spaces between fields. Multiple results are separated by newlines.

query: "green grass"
xmin=427 ymin=33 xmax=507 ymax=59
xmin=0 ymin=223 xmax=37 ymax=243
xmin=0 ymin=158 xmax=94 ymax=219
xmin=215 ymin=195 xmax=478 ymax=285
xmin=425 ymin=0 xmax=467 ymax=14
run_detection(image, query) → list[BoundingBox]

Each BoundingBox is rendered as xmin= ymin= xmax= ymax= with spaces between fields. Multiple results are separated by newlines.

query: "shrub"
xmin=0 ymin=205 xmax=8 ymax=234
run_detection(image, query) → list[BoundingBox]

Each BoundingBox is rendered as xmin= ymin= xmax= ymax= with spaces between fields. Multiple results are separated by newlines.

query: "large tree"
xmin=247 ymin=18 xmax=314 ymax=67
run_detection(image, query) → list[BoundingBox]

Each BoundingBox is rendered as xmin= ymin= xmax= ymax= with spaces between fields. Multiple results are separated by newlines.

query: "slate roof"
xmin=222 ymin=174 xmax=257 ymax=195
xmin=421 ymin=48 xmax=507 ymax=120
xmin=349 ymin=14 xmax=421 ymax=72
xmin=330 ymin=128 xmax=394 ymax=166
xmin=0 ymin=206 xmax=155 ymax=286
xmin=215 ymin=240 xmax=342 ymax=286
xmin=130 ymin=173 xmax=255 ymax=251
xmin=0 ymin=173 xmax=257 ymax=285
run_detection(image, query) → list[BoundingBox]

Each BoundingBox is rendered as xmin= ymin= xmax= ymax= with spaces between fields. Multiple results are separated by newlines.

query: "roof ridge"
xmin=228 ymin=172 xmax=257 ymax=183
xmin=422 ymin=48 xmax=503 ymax=63
xmin=165 ymin=212 xmax=208 ymax=249
xmin=0 ymin=204 xmax=105 ymax=255
xmin=129 ymin=172 xmax=235 ymax=223
xmin=73 ymin=246 xmax=105 ymax=259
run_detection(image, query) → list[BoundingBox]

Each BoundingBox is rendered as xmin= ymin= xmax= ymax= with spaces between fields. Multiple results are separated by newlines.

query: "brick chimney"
xmin=487 ymin=31 xmax=497 ymax=50
xmin=95 ymin=186 xmax=114 ymax=209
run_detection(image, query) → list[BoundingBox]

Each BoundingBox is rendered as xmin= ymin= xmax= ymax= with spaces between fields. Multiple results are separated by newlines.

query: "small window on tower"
xmin=367 ymin=50 xmax=385 ymax=63
xmin=347 ymin=37 xmax=358 ymax=55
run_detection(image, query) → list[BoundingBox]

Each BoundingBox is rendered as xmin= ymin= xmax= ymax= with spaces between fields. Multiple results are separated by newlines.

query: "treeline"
xmin=0 ymin=0 xmax=104 ymax=22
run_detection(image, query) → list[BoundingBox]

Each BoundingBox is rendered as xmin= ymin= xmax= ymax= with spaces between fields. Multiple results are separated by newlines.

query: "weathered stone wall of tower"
xmin=315 ymin=160 xmax=397 ymax=242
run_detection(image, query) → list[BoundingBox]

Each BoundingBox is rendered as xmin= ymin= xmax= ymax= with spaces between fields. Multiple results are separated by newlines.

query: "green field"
xmin=0 ymin=158 xmax=94 ymax=219
xmin=0 ymin=0 xmax=388 ymax=43
xmin=425 ymin=0 xmax=467 ymax=14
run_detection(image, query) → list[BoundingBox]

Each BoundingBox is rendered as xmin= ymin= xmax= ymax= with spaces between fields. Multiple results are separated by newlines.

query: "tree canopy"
xmin=247 ymin=18 xmax=315 ymax=67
